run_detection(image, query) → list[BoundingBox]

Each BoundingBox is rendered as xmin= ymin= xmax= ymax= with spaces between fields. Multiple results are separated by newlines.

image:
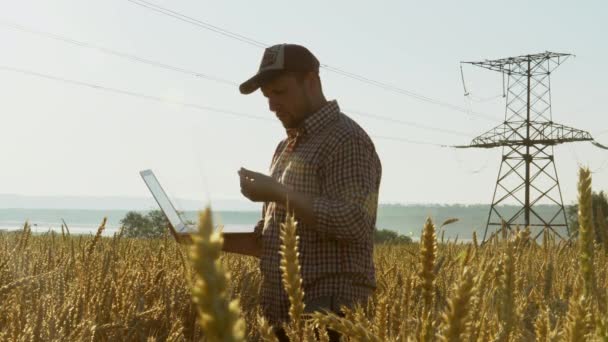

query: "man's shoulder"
xmin=333 ymin=112 xmax=376 ymax=150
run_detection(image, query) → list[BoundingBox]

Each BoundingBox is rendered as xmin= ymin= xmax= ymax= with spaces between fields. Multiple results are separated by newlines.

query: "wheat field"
xmin=1 ymin=167 xmax=607 ymax=341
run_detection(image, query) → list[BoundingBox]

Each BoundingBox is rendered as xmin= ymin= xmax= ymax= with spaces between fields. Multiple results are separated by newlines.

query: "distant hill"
xmin=0 ymin=195 xmax=575 ymax=240
xmin=376 ymin=203 xmax=572 ymax=239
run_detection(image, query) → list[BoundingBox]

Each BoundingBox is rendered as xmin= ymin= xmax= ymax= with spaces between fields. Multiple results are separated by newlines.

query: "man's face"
xmin=261 ymin=72 xmax=313 ymax=128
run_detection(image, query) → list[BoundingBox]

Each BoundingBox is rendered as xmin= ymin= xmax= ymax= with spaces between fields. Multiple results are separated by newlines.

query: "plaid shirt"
xmin=254 ymin=100 xmax=382 ymax=325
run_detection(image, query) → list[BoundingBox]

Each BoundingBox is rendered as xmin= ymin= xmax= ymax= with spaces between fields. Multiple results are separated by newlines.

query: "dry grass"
xmin=1 ymin=167 xmax=607 ymax=341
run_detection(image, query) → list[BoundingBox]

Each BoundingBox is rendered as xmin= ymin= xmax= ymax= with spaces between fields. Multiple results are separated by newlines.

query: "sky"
xmin=1 ymin=0 xmax=607 ymax=208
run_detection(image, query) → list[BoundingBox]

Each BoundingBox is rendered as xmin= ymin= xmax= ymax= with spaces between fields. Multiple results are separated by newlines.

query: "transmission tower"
xmin=459 ymin=52 xmax=593 ymax=242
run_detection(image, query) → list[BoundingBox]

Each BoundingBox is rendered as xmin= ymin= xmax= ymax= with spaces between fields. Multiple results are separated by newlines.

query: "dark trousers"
xmin=273 ymin=295 xmax=347 ymax=342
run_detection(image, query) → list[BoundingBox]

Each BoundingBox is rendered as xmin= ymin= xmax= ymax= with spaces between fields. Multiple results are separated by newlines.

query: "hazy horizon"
xmin=0 ymin=193 xmax=585 ymax=211
xmin=0 ymin=204 xmax=571 ymax=241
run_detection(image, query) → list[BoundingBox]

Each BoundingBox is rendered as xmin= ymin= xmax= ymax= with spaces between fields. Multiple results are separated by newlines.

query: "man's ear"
xmin=305 ymin=71 xmax=319 ymax=92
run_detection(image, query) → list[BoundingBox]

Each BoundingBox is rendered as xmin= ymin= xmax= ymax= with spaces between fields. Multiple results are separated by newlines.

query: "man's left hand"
xmin=239 ymin=167 xmax=286 ymax=203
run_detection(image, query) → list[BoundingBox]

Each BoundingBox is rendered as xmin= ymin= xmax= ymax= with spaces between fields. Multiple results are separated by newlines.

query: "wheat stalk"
xmin=562 ymin=296 xmax=591 ymax=341
xmin=419 ymin=217 xmax=437 ymax=313
xmin=495 ymin=242 xmax=516 ymax=342
xmin=257 ymin=315 xmax=278 ymax=342
xmin=86 ymin=217 xmax=106 ymax=260
xmin=534 ymin=306 xmax=550 ymax=342
xmin=577 ymin=167 xmax=596 ymax=298
xmin=439 ymin=266 xmax=475 ymax=342
xmin=279 ymin=212 xmax=305 ymax=338
xmin=313 ymin=311 xmax=381 ymax=342
xmin=596 ymin=205 xmax=608 ymax=256
xmin=188 ymin=206 xmax=245 ymax=342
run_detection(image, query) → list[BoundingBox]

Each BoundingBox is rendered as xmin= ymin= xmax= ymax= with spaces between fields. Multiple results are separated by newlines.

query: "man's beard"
xmin=278 ymin=90 xmax=314 ymax=129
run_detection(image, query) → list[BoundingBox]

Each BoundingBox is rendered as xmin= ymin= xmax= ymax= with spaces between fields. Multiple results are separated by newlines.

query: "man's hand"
xmin=238 ymin=167 xmax=286 ymax=203
xmin=178 ymin=231 xmax=260 ymax=257
xmin=176 ymin=232 xmax=193 ymax=244
xmin=239 ymin=167 xmax=317 ymax=227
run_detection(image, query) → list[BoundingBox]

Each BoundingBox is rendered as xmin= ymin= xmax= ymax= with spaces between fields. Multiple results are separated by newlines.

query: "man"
xmin=223 ymin=44 xmax=382 ymax=341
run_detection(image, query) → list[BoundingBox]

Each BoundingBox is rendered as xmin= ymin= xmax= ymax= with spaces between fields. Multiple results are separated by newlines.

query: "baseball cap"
xmin=239 ymin=44 xmax=320 ymax=95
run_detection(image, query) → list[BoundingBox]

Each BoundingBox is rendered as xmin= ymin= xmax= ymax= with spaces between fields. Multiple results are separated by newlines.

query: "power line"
xmin=1 ymin=21 xmax=475 ymax=138
xmin=124 ymin=0 xmax=498 ymax=122
xmin=0 ymin=65 xmax=271 ymax=122
xmin=125 ymin=0 xmax=267 ymax=48
xmin=344 ymin=108 xmax=472 ymax=137
xmin=0 ymin=21 xmax=238 ymax=87
xmin=322 ymin=64 xmax=497 ymax=121
xmin=371 ymin=135 xmax=448 ymax=147
xmin=0 ymin=65 xmax=450 ymax=147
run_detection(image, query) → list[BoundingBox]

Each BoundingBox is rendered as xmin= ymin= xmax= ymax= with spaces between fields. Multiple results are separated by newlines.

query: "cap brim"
xmin=239 ymin=70 xmax=282 ymax=95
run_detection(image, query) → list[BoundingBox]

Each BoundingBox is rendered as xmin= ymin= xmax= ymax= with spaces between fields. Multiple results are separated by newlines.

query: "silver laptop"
xmin=140 ymin=169 xmax=253 ymax=236
xmin=140 ymin=169 xmax=191 ymax=234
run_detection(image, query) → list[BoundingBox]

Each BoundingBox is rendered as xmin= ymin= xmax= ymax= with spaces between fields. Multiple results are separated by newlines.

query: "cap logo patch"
xmin=260 ymin=45 xmax=283 ymax=70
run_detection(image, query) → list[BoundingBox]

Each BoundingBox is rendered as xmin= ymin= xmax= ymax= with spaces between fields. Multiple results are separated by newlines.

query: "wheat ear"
xmin=188 ymin=206 xmax=245 ymax=342
xmin=439 ymin=266 xmax=475 ymax=342
xmin=577 ymin=167 xmax=595 ymax=298
xmin=313 ymin=311 xmax=382 ymax=342
xmin=419 ymin=217 xmax=437 ymax=313
xmin=279 ymin=212 xmax=305 ymax=338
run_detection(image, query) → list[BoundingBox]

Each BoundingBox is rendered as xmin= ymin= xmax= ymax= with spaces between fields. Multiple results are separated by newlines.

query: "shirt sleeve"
xmin=311 ymin=135 xmax=381 ymax=242
xmin=254 ymin=141 xmax=287 ymax=237
xmin=253 ymin=203 xmax=266 ymax=237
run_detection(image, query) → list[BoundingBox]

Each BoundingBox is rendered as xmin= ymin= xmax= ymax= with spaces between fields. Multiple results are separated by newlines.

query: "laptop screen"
xmin=139 ymin=169 xmax=185 ymax=232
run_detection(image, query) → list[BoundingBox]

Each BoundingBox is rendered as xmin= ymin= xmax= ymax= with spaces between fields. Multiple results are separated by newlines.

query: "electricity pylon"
xmin=459 ymin=52 xmax=593 ymax=242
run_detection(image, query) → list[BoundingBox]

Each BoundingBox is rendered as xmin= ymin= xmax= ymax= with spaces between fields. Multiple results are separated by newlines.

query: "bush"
xmin=120 ymin=210 xmax=170 ymax=238
xmin=374 ymin=228 xmax=412 ymax=244
xmin=567 ymin=190 xmax=608 ymax=243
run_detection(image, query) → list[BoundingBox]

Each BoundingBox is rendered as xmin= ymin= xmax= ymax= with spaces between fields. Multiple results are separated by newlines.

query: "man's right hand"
xmin=176 ymin=232 xmax=193 ymax=244
xmin=177 ymin=231 xmax=261 ymax=258
xmin=222 ymin=232 xmax=262 ymax=258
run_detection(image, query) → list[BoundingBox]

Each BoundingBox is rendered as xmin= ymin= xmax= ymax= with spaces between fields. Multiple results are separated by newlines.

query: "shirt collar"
xmin=296 ymin=100 xmax=340 ymax=137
